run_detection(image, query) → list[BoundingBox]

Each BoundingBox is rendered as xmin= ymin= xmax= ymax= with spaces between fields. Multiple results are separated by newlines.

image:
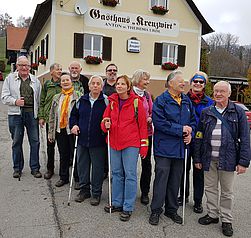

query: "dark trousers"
xmin=179 ymin=150 xmax=204 ymax=205
xmin=77 ymin=145 xmax=106 ymax=197
xmin=69 ymin=135 xmax=79 ymax=182
xmin=56 ymin=129 xmax=72 ymax=182
xmin=140 ymin=136 xmax=152 ymax=195
xmin=46 ymin=124 xmax=55 ymax=172
xmin=151 ymin=156 xmax=183 ymax=215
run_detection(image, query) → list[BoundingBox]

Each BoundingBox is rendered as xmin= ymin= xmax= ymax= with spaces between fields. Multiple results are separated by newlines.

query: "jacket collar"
xmin=82 ymin=92 xmax=105 ymax=101
xmin=14 ymin=72 xmax=36 ymax=83
xmin=164 ymin=90 xmax=189 ymax=105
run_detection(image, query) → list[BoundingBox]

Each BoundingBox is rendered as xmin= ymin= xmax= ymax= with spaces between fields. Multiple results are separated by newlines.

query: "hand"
xmin=140 ymin=146 xmax=148 ymax=159
xmin=183 ymin=133 xmax=192 ymax=145
xmin=39 ymin=119 xmax=45 ymax=128
xmin=236 ymin=165 xmax=247 ymax=175
xmin=147 ymin=117 xmax=152 ymax=124
xmin=15 ymin=97 xmax=24 ymax=107
xmin=103 ymin=118 xmax=111 ymax=129
xmin=195 ymin=163 xmax=202 ymax=169
xmin=71 ymin=125 xmax=80 ymax=135
xmin=183 ymin=125 xmax=192 ymax=135
xmin=48 ymin=138 xmax=54 ymax=143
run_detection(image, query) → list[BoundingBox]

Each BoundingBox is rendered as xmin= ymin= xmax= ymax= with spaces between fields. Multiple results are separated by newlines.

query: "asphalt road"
xmin=0 ymin=81 xmax=251 ymax=238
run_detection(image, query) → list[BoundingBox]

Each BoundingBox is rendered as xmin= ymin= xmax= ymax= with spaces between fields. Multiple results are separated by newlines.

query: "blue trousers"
xmin=110 ymin=147 xmax=139 ymax=212
xmin=8 ymin=111 xmax=40 ymax=172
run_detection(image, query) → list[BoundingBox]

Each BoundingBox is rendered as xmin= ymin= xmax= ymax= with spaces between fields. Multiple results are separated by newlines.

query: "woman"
xmin=48 ymin=73 xmax=78 ymax=187
xmin=70 ymin=75 xmax=108 ymax=206
xmin=131 ymin=69 xmax=153 ymax=205
xmin=101 ymin=75 xmax=148 ymax=222
xmin=178 ymin=71 xmax=214 ymax=213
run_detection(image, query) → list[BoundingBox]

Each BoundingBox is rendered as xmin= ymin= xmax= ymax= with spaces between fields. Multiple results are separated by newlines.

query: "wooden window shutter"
xmin=41 ymin=39 xmax=45 ymax=57
xmin=177 ymin=45 xmax=186 ymax=67
xmin=35 ymin=50 xmax=37 ymax=64
xmin=74 ymin=33 xmax=84 ymax=58
xmin=102 ymin=37 xmax=112 ymax=61
xmin=154 ymin=42 xmax=163 ymax=65
xmin=38 ymin=46 xmax=40 ymax=58
xmin=45 ymin=34 xmax=49 ymax=58
xmin=30 ymin=52 xmax=33 ymax=64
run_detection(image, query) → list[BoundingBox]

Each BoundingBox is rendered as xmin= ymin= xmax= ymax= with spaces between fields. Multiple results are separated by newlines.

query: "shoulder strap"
xmin=134 ymin=98 xmax=138 ymax=121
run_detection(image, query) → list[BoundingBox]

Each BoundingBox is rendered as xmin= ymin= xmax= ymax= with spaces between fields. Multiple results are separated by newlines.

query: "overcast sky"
xmin=0 ymin=0 xmax=250 ymax=45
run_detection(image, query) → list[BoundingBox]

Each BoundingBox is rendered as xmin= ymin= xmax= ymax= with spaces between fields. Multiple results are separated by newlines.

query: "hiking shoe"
xmin=164 ymin=212 xmax=183 ymax=224
xmin=55 ymin=179 xmax=68 ymax=187
xmin=104 ymin=205 xmax=123 ymax=213
xmin=31 ymin=170 xmax=42 ymax=178
xmin=222 ymin=222 xmax=233 ymax=237
xmin=141 ymin=194 xmax=149 ymax=205
xmin=193 ymin=204 xmax=203 ymax=214
xmin=75 ymin=191 xmax=91 ymax=203
xmin=120 ymin=211 xmax=132 ymax=222
xmin=13 ymin=171 xmax=21 ymax=178
xmin=90 ymin=196 xmax=101 ymax=206
xmin=149 ymin=213 xmax=160 ymax=225
xmin=178 ymin=196 xmax=189 ymax=206
xmin=198 ymin=214 xmax=219 ymax=225
xmin=74 ymin=181 xmax=80 ymax=190
xmin=44 ymin=170 xmax=54 ymax=180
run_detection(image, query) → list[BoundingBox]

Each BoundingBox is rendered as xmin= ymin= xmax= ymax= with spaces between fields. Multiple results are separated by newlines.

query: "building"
xmin=23 ymin=0 xmax=213 ymax=96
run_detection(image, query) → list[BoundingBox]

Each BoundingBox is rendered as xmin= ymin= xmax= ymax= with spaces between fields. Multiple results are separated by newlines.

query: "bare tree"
xmin=0 ymin=13 xmax=14 ymax=36
xmin=17 ymin=16 xmax=32 ymax=28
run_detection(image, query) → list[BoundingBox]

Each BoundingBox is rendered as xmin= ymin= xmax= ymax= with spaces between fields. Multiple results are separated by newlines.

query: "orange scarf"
xmin=60 ymin=87 xmax=74 ymax=129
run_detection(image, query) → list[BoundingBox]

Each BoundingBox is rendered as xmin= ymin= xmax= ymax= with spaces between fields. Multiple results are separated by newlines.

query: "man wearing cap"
xmin=178 ymin=71 xmax=214 ymax=213
xmin=149 ymin=70 xmax=196 ymax=226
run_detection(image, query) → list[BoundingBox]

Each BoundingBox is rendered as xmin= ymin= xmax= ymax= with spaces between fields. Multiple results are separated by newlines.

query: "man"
xmin=38 ymin=63 xmax=62 ymax=179
xmin=1 ymin=56 xmax=42 ymax=178
xmin=194 ymin=81 xmax=250 ymax=237
xmin=68 ymin=61 xmax=89 ymax=96
xmin=149 ymin=70 xmax=196 ymax=226
xmin=102 ymin=63 xmax=118 ymax=96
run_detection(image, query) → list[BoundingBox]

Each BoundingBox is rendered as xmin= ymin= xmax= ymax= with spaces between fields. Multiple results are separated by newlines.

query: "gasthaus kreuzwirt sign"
xmin=84 ymin=8 xmax=179 ymax=37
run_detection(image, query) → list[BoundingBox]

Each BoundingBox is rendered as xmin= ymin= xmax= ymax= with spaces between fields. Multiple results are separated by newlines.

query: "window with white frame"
xmin=83 ymin=34 xmax=102 ymax=57
xmin=151 ymin=0 xmax=168 ymax=8
xmin=162 ymin=43 xmax=178 ymax=64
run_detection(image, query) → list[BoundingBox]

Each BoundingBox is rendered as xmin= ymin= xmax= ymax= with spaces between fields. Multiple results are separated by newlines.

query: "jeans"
xmin=8 ymin=111 xmax=40 ymax=172
xmin=110 ymin=147 xmax=139 ymax=212
xmin=77 ymin=145 xmax=106 ymax=196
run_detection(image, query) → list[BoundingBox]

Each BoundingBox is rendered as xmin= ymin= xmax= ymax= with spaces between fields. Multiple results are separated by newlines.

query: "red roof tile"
xmin=6 ymin=26 xmax=28 ymax=51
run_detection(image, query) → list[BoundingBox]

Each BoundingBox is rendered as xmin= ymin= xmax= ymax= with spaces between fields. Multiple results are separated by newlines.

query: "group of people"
xmin=1 ymin=55 xmax=250 ymax=237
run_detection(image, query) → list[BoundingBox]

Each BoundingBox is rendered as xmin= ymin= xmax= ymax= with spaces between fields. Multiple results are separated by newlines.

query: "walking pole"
xmin=107 ymin=130 xmax=112 ymax=214
xmin=182 ymin=145 xmax=188 ymax=225
xmin=67 ymin=135 xmax=78 ymax=206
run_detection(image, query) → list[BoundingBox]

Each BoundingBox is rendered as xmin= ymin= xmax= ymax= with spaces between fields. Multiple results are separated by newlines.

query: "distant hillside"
xmin=0 ymin=37 xmax=6 ymax=59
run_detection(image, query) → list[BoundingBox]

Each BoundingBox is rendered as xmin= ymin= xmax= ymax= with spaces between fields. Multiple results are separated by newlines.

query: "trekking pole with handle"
xmin=107 ymin=130 xmax=112 ymax=214
xmin=67 ymin=135 xmax=78 ymax=206
xmin=182 ymin=145 xmax=188 ymax=225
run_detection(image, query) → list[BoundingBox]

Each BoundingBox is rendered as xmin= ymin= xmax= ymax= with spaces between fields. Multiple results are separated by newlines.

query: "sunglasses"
xmin=193 ymin=80 xmax=205 ymax=84
xmin=106 ymin=69 xmax=117 ymax=72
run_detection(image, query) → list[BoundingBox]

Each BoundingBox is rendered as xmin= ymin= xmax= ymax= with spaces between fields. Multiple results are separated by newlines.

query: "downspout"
xmin=50 ymin=0 xmax=56 ymax=65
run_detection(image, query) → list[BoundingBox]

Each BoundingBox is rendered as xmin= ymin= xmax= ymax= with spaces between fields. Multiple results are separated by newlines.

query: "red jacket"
xmin=101 ymin=92 xmax=148 ymax=156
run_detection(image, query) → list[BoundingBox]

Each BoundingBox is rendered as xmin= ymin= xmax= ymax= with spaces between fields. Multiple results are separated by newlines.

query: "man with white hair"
xmin=194 ymin=81 xmax=250 ymax=237
xmin=1 ymin=56 xmax=42 ymax=178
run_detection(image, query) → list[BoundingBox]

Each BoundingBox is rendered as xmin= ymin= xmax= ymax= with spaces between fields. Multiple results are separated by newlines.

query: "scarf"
xmin=188 ymin=89 xmax=205 ymax=105
xmin=133 ymin=86 xmax=145 ymax=97
xmin=60 ymin=87 xmax=74 ymax=129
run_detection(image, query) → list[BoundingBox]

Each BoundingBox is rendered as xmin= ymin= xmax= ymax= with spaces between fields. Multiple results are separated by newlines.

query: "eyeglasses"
xmin=193 ymin=80 xmax=204 ymax=84
xmin=17 ymin=64 xmax=31 ymax=68
xmin=106 ymin=69 xmax=117 ymax=72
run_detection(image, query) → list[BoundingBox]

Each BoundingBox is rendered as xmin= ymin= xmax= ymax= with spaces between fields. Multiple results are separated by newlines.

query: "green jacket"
xmin=38 ymin=79 xmax=61 ymax=122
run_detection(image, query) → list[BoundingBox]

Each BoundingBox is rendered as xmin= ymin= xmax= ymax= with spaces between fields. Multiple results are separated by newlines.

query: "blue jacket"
xmin=193 ymin=101 xmax=251 ymax=171
xmin=69 ymin=93 xmax=107 ymax=148
xmin=153 ymin=90 xmax=196 ymax=159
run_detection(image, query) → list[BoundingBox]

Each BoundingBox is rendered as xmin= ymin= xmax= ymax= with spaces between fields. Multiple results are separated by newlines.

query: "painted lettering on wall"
xmin=85 ymin=8 xmax=179 ymax=37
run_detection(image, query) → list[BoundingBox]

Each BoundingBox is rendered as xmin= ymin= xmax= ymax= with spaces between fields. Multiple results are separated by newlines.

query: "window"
xmin=41 ymin=39 xmax=45 ymax=57
xmin=151 ymin=0 xmax=168 ymax=8
xmin=84 ymin=34 xmax=102 ymax=58
xmin=162 ymin=44 xmax=178 ymax=64
xmin=45 ymin=34 xmax=49 ymax=58
xmin=74 ymin=33 xmax=112 ymax=61
xmin=154 ymin=42 xmax=186 ymax=67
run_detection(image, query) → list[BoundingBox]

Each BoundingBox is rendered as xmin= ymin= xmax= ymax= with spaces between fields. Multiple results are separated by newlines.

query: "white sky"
xmin=0 ymin=0 xmax=250 ymax=45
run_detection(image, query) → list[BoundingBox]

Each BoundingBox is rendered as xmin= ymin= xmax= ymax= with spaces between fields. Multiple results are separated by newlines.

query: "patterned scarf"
xmin=133 ymin=86 xmax=145 ymax=97
xmin=188 ymin=89 xmax=205 ymax=105
xmin=60 ymin=87 xmax=74 ymax=128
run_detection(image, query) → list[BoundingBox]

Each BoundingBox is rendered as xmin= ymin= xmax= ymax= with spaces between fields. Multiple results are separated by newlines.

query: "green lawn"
xmin=0 ymin=37 xmax=6 ymax=58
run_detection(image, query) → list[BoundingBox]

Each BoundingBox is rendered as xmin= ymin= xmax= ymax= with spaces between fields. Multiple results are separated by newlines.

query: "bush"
xmin=0 ymin=60 xmax=6 ymax=71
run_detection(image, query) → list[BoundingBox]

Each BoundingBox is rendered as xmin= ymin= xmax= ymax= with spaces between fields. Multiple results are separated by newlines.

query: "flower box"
xmin=102 ymin=0 xmax=118 ymax=7
xmin=31 ymin=63 xmax=39 ymax=70
xmin=38 ymin=56 xmax=47 ymax=65
xmin=161 ymin=62 xmax=178 ymax=70
xmin=151 ymin=5 xmax=169 ymax=15
xmin=84 ymin=56 xmax=103 ymax=65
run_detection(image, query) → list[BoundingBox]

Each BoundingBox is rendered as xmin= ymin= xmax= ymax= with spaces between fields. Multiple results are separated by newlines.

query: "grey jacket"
xmin=1 ymin=72 xmax=41 ymax=118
